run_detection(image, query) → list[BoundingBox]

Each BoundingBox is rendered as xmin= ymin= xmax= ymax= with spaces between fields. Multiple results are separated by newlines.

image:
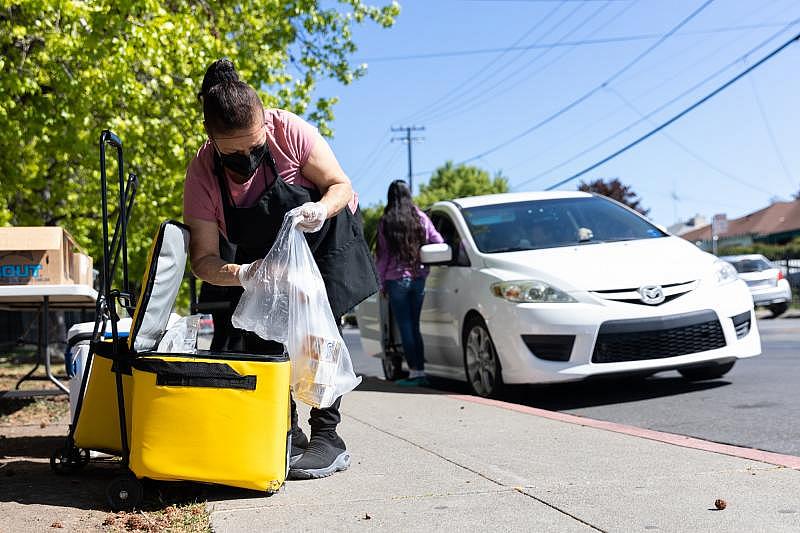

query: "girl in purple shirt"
xmin=375 ymin=180 xmax=444 ymax=386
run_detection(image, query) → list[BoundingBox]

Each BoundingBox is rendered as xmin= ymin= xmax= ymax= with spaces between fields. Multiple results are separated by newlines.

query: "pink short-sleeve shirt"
xmin=183 ymin=108 xmax=355 ymax=237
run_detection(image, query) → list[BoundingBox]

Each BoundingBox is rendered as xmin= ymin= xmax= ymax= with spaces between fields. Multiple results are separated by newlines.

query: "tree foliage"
xmin=0 ymin=0 xmax=399 ymax=301
xmin=415 ymin=161 xmax=509 ymax=209
xmin=577 ymin=178 xmax=649 ymax=215
xmin=360 ymin=161 xmax=509 ymax=247
xmin=719 ymin=237 xmax=800 ymax=260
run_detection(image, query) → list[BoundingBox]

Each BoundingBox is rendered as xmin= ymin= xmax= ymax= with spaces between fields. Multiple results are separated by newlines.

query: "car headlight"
xmin=712 ymin=260 xmax=738 ymax=286
xmin=490 ymin=280 xmax=576 ymax=303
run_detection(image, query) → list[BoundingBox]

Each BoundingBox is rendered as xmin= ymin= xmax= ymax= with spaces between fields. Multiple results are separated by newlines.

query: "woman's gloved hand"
xmin=297 ymin=202 xmax=328 ymax=233
xmin=237 ymin=259 xmax=262 ymax=288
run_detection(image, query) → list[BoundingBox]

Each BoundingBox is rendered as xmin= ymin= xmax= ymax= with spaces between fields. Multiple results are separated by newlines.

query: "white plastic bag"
xmin=156 ymin=315 xmax=201 ymax=353
xmin=232 ymin=208 xmax=361 ymax=408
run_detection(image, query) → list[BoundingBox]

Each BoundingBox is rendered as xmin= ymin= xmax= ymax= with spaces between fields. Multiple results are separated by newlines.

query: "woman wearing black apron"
xmin=184 ymin=59 xmax=378 ymax=479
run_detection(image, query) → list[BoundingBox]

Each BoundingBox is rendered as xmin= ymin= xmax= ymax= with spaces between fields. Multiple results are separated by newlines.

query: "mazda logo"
xmin=639 ymin=285 xmax=665 ymax=305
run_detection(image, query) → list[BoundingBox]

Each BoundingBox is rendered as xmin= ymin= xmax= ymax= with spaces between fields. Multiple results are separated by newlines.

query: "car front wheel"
xmin=463 ymin=316 xmax=503 ymax=398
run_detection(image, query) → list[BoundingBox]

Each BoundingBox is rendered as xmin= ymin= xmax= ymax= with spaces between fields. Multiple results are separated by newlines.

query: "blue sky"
xmin=314 ymin=0 xmax=800 ymax=227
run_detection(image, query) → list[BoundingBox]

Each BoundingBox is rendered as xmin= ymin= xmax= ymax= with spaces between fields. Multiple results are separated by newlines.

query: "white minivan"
xmin=356 ymin=192 xmax=761 ymax=397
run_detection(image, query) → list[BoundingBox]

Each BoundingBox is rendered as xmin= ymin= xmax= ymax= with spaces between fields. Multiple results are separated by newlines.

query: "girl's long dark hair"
xmin=380 ymin=180 xmax=425 ymax=267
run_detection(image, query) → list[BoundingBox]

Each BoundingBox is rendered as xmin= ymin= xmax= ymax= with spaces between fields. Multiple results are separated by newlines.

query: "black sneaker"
xmin=290 ymin=425 xmax=309 ymax=466
xmin=288 ymin=430 xmax=350 ymax=480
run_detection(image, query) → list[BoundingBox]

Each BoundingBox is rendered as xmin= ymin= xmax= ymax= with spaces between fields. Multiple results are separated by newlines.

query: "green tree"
xmin=0 ymin=0 xmax=399 ymax=302
xmin=577 ymin=178 xmax=649 ymax=215
xmin=360 ymin=161 xmax=509 ymax=246
xmin=415 ymin=161 xmax=509 ymax=209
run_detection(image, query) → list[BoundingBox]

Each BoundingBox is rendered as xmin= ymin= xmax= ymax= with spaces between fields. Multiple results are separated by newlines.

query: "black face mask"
xmin=218 ymin=142 xmax=267 ymax=178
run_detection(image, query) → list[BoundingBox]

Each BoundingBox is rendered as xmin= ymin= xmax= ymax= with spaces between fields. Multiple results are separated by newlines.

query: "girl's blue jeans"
xmin=386 ymin=276 xmax=426 ymax=372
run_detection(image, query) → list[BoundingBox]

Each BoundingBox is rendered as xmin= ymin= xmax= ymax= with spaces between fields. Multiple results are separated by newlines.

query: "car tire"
xmin=382 ymin=353 xmax=408 ymax=381
xmin=769 ymin=302 xmax=788 ymax=318
xmin=678 ymin=361 xmax=735 ymax=381
xmin=463 ymin=316 xmax=503 ymax=398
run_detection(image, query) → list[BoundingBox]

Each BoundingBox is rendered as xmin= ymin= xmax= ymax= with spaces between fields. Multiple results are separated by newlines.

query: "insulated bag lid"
xmin=128 ymin=220 xmax=190 ymax=352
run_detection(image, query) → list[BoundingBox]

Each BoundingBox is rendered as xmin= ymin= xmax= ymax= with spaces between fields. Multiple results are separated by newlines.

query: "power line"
xmin=503 ymin=0 xmax=796 ymax=175
xmin=398 ymin=0 xmax=571 ymax=124
xmin=358 ymin=144 xmax=405 ymax=198
xmin=422 ymin=0 xmax=618 ymax=124
xmin=541 ymin=30 xmax=800 ymax=192
xmin=349 ymin=132 xmax=390 ymax=186
xmin=454 ymin=0 xmax=717 ymax=165
xmin=746 ymin=62 xmax=797 ymax=188
xmin=512 ymin=16 xmax=800 ymax=191
xmin=390 ymin=126 xmax=426 ymax=193
xmin=606 ymin=86 xmax=775 ymax=196
xmin=359 ymin=22 xmax=794 ymax=62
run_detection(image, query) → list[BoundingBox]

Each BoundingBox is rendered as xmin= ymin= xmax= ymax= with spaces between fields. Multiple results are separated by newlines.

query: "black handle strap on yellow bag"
xmin=131 ymin=359 xmax=257 ymax=390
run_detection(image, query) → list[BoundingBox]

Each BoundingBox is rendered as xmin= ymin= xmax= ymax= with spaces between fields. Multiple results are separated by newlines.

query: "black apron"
xmin=214 ymin=140 xmax=378 ymax=319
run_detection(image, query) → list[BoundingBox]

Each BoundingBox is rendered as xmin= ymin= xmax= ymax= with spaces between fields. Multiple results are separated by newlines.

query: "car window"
xmin=461 ymin=196 xmax=666 ymax=253
xmin=430 ymin=212 xmax=470 ymax=267
xmin=728 ymin=258 xmax=773 ymax=273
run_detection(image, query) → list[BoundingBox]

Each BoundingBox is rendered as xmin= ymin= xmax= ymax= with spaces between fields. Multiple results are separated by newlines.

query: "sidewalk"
xmin=208 ymin=378 xmax=800 ymax=532
xmin=2 ymin=377 xmax=799 ymax=532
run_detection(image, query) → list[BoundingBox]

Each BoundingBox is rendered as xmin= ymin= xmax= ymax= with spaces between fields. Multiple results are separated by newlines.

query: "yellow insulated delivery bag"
xmin=72 ymin=352 xmax=132 ymax=453
xmin=129 ymin=354 xmax=290 ymax=491
xmin=125 ymin=220 xmax=292 ymax=492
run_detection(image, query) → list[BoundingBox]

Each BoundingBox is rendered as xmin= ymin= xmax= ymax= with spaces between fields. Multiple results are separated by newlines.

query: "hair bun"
xmin=198 ymin=58 xmax=240 ymax=100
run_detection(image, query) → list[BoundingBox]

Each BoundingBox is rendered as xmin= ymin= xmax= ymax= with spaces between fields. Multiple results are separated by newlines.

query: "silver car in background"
xmin=720 ymin=254 xmax=792 ymax=317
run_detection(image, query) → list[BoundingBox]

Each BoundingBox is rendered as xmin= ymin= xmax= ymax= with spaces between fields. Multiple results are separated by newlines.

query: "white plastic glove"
xmin=296 ymin=201 xmax=328 ymax=233
xmin=237 ymin=260 xmax=261 ymax=288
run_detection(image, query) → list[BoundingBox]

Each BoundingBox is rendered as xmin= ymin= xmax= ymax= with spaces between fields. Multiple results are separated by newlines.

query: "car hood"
xmin=481 ymin=236 xmax=715 ymax=292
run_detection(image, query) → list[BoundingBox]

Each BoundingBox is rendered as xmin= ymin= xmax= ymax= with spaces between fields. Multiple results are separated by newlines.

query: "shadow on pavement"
xmin=354 ymin=376 xmax=457 ymax=395
xmin=507 ymin=376 xmax=731 ymax=411
xmin=0 ymin=435 xmax=277 ymax=511
xmin=357 ymin=374 xmax=731 ymax=412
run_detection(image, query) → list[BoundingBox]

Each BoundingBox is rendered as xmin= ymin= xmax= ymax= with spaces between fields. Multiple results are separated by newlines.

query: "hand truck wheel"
xmin=50 ymin=446 xmax=90 ymax=474
xmin=106 ymin=474 xmax=143 ymax=511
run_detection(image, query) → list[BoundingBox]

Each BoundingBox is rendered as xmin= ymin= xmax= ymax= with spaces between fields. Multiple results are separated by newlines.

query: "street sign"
xmin=712 ymin=214 xmax=728 ymax=235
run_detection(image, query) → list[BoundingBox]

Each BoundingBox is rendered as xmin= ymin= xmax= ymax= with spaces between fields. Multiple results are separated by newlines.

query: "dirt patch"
xmin=1 ymin=358 xmax=70 ymax=426
xmin=0 ymin=395 xmax=69 ymax=426
xmin=1 ymin=355 xmax=210 ymax=532
xmin=101 ymin=503 xmax=211 ymax=532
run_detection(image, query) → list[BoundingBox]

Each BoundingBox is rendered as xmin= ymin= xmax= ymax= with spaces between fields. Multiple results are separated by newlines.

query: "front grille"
xmin=590 ymin=280 xmax=696 ymax=306
xmin=731 ymin=311 xmax=751 ymax=339
xmin=592 ymin=310 xmax=726 ymax=364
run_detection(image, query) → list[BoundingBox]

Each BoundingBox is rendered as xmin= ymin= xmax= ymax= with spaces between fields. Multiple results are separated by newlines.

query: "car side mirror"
xmin=420 ymin=243 xmax=452 ymax=265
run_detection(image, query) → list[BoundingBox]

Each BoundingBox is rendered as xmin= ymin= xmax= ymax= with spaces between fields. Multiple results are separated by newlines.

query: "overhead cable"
xmin=511 ymin=18 xmax=800 ymax=191
xmin=360 ymin=22 xmax=794 ymax=62
xmin=454 ymin=0 xmax=717 ymax=165
xmin=541 ymin=30 xmax=800 ymax=191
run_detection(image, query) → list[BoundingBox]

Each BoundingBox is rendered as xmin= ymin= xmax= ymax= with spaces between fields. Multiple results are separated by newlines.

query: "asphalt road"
xmin=343 ymin=317 xmax=800 ymax=457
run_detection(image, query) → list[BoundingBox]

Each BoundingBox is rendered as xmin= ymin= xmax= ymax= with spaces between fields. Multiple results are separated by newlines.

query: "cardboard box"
xmin=71 ymin=252 xmax=94 ymax=287
xmin=0 ymin=227 xmax=87 ymax=286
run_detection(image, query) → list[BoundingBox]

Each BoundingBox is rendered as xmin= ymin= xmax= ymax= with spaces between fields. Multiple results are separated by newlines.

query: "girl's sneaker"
xmin=395 ymin=376 xmax=430 ymax=387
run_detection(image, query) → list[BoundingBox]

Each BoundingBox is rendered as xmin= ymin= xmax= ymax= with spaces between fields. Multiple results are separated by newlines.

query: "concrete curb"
xmin=450 ymin=393 xmax=800 ymax=469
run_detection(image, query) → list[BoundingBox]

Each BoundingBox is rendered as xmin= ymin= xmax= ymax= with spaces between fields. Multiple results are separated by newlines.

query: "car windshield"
xmin=728 ymin=258 xmax=772 ymax=273
xmin=461 ymin=196 xmax=666 ymax=253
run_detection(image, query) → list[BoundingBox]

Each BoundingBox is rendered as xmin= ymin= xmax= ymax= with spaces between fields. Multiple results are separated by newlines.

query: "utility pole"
xmin=391 ymin=126 xmax=425 ymax=193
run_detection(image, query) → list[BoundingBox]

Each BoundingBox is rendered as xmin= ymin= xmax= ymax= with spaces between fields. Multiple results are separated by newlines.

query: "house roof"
xmin=681 ymin=200 xmax=800 ymax=242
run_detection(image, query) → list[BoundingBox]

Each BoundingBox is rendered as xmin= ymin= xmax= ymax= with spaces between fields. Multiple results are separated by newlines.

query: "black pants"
xmin=210 ymin=309 xmax=242 ymax=352
xmin=242 ymin=332 xmax=341 ymax=433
